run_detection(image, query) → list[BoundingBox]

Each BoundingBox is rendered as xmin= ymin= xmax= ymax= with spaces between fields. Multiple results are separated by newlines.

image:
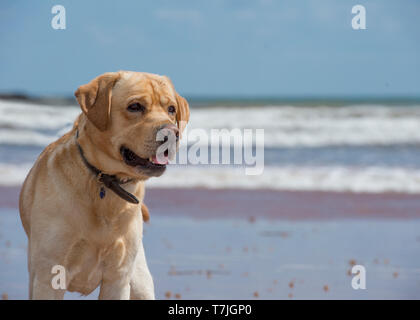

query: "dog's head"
xmin=75 ymin=71 xmax=189 ymax=179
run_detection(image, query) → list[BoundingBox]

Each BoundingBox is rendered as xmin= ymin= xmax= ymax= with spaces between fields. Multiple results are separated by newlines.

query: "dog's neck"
xmin=74 ymin=119 xmax=141 ymax=205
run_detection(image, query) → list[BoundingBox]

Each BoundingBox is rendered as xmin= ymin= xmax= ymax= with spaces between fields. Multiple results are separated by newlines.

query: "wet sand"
xmin=2 ymin=186 xmax=420 ymax=220
xmin=1 ymin=185 xmax=420 ymax=299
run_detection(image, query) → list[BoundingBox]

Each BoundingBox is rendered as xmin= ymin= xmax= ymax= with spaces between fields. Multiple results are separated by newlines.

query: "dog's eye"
xmin=127 ymin=103 xmax=145 ymax=113
xmin=168 ymin=105 xmax=176 ymax=115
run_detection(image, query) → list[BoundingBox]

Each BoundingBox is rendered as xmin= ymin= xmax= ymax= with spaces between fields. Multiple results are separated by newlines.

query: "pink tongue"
xmin=151 ymin=155 xmax=168 ymax=165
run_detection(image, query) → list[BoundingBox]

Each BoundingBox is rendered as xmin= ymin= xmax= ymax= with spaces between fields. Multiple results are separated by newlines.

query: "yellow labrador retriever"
xmin=19 ymin=71 xmax=189 ymax=299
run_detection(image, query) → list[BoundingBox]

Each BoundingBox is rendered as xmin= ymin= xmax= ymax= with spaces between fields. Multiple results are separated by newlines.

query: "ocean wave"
xmin=147 ymin=166 xmax=420 ymax=193
xmin=3 ymin=162 xmax=420 ymax=193
xmin=0 ymin=100 xmax=78 ymax=130
xmin=1 ymin=100 xmax=420 ymax=147
xmin=0 ymin=163 xmax=32 ymax=186
xmin=187 ymin=105 xmax=420 ymax=147
xmin=0 ymin=129 xmax=59 ymax=146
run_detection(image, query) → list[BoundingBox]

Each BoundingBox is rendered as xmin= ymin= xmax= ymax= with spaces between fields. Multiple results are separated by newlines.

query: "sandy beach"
xmin=1 ymin=185 xmax=420 ymax=300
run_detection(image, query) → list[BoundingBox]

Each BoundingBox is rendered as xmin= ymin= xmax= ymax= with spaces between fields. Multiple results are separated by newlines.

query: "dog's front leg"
xmin=130 ymin=242 xmax=155 ymax=300
xmin=98 ymin=278 xmax=131 ymax=300
xmin=30 ymin=264 xmax=66 ymax=300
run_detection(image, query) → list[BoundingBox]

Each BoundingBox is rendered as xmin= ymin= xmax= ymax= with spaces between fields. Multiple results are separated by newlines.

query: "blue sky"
xmin=0 ymin=0 xmax=419 ymax=97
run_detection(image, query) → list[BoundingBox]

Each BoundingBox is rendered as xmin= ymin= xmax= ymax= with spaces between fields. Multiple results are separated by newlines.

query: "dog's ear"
xmin=163 ymin=76 xmax=190 ymax=135
xmin=74 ymin=72 xmax=120 ymax=131
xmin=175 ymin=93 xmax=190 ymax=136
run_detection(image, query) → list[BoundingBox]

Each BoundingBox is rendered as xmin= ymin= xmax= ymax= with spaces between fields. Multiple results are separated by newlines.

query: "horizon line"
xmin=1 ymin=92 xmax=420 ymax=106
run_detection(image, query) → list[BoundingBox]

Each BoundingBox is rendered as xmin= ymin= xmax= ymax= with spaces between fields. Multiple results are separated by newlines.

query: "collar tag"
xmin=99 ymin=187 xmax=106 ymax=199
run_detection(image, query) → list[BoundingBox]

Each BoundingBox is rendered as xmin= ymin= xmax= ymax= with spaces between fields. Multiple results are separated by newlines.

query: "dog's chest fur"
xmin=65 ymin=206 xmax=143 ymax=295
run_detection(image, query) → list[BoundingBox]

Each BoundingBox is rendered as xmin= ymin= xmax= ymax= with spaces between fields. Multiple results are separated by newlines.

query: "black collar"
xmin=75 ymin=130 xmax=139 ymax=204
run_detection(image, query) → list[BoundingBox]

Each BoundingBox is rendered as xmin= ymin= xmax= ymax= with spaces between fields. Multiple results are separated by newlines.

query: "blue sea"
xmin=1 ymin=98 xmax=420 ymax=193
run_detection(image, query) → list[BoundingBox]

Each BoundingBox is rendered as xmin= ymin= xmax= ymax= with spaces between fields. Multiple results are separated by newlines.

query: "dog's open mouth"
xmin=120 ymin=146 xmax=168 ymax=170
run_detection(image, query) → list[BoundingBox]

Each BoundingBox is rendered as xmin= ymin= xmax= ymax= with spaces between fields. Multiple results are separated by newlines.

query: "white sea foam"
xmin=0 ymin=100 xmax=78 ymax=130
xmin=1 ymin=99 xmax=420 ymax=147
xmin=188 ymin=105 xmax=420 ymax=147
xmin=0 ymin=100 xmax=78 ymax=146
xmin=3 ymin=162 xmax=420 ymax=193
xmin=0 ymin=129 xmax=58 ymax=146
xmin=0 ymin=163 xmax=33 ymax=186
xmin=147 ymin=166 xmax=420 ymax=193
